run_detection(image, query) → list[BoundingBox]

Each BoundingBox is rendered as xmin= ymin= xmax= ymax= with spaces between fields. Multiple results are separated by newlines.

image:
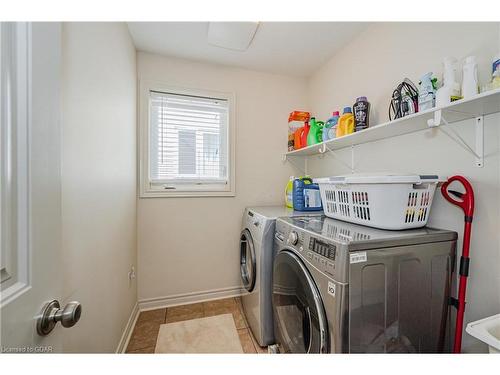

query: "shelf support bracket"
xmin=319 ymin=142 xmax=356 ymax=172
xmin=428 ymin=111 xmax=484 ymax=167
xmin=282 ymin=153 xmax=307 ymax=175
xmin=427 ymin=109 xmax=442 ymax=128
xmin=475 ymin=116 xmax=484 ymax=168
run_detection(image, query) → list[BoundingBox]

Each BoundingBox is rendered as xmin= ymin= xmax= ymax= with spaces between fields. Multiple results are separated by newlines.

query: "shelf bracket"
xmin=429 ymin=112 xmax=484 ymax=167
xmin=319 ymin=142 xmax=356 ymax=172
xmin=475 ymin=116 xmax=484 ymax=168
xmin=282 ymin=153 xmax=307 ymax=174
xmin=427 ymin=109 xmax=442 ymax=128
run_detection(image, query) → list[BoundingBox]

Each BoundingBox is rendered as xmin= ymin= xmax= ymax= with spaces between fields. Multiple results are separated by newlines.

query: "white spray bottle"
xmin=418 ymin=72 xmax=436 ymax=111
xmin=462 ymin=56 xmax=479 ymax=98
xmin=436 ymin=57 xmax=461 ymax=107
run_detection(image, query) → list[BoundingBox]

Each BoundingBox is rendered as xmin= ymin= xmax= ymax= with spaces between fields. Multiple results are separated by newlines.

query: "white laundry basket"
xmin=466 ymin=314 xmax=500 ymax=353
xmin=314 ymin=174 xmax=444 ymax=230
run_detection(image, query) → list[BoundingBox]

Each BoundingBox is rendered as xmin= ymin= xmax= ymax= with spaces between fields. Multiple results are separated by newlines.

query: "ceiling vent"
xmin=207 ymin=22 xmax=259 ymax=52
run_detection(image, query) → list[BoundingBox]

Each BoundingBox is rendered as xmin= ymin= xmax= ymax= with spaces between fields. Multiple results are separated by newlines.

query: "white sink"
xmin=466 ymin=314 xmax=500 ymax=353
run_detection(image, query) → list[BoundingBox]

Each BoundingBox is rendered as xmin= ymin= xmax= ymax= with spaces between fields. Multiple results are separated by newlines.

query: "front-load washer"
xmin=239 ymin=206 xmax=321 ymax=347
xmin=272 ymin=215 xmax=457 ymax=353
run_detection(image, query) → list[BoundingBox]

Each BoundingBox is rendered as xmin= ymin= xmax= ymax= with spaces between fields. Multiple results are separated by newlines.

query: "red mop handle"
xmin=441 ymin=175 xmax=475 ymax=353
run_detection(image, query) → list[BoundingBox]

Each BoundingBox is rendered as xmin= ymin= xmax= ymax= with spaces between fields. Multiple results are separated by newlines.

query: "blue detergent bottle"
xmin=322 ymin=111 xmax=340 ymax=142
xmin=292 ymin=177 xmax=323 ymax=211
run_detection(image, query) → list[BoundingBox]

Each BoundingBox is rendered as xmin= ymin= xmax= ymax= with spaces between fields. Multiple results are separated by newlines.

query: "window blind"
xmin=149 ymin=91 xmax=229 ymax=186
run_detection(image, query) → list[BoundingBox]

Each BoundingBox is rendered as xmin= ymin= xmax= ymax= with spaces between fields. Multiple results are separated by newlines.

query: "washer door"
xmin=240 ymin=229 xmax=256 ymax=292
xmin=272 ymin=250 xmax=328 ymax=353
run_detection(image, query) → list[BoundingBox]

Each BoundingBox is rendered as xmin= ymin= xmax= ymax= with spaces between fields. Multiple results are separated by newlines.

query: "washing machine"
xmin=272 ymin=215 xmax=457 ymax=353
xmin=239 ymin=206 xmax=321 ymax=347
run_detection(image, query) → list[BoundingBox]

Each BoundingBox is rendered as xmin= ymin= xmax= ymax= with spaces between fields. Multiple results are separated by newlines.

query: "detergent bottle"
xmin=489 ymin=52 xmax=500 ymax=90
xmin=285 ymin=176 xmax=294 ymax=208
xmin=307 ymin=117 xmax=324 ymax=146
xmin=322 ymin=111 xmax=340 ymax=141
xmin=292 ymin=177 xmax=322 ymax=211
xmin=493 ymin=52 xmax=500 ymax=89
xmin=336 ymin=107 xmax=355 ymax=138
xmin=300 ymin=121 xmax=310 ymax=148
xmin=288 ymin=111 xmax=310 ymax=151
xmin=436 ymin=57 xmax=461 ymax=107
xmin=462 ymin=56 xmax=479 ymax=99
xmin=294 ymin=127 xmax=304 ymax=149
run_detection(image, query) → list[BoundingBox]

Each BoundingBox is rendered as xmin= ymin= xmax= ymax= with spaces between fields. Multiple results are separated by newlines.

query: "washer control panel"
xmin=276 ymin=219 xmax=340 ymax=280
xmin=308 ymin=237 xmax=336 ymax=261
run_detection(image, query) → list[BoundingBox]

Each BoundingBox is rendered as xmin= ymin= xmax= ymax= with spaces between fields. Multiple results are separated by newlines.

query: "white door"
xmin=0 ymin=22 xmax=69 ymax=353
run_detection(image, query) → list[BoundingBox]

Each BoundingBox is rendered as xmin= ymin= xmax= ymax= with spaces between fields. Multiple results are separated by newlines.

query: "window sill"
xmin=139 ymin=188 xmax=236 ymax=198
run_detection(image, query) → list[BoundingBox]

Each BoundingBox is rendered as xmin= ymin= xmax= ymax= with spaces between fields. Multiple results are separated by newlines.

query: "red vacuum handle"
xmin=441 ymin=175 xmax=475 ymax=354
xmin=441 ymin=175 xmax=475 ymax=219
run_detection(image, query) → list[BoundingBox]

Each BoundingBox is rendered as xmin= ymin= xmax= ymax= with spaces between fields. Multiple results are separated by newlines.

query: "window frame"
xmin=139 ymin=80 xmax=236 ymax=198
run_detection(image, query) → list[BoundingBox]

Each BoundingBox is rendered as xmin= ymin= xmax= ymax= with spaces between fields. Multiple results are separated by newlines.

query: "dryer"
xmin=272 ymin=215 xmax=457 ymax=353
xmin=239 ymin=206 xmax=320 ymax=347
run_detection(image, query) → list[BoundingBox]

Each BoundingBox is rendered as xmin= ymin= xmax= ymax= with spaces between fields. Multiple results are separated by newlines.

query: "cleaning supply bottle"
xmin=436 ymin=57 xmax=461 ymax=107
xmin=288 ymin=111 xmax=310 ymax=151
xmin=300 ymin=121 xmax=310 ymax=148
xmin=292 ymin=177 xmax=322 ymax=211
xmin=285 ymin=176 xmax=294 ymax=208
xmin=294 ymin=127 xmax=304 ymax=149
xmin=418 ymin=72 xmax=436 ymax=111
xmin=490 ymin=52 xmax=500 ymax=90
xmin=462 ymin=56 xmax=479 ymax=99
xmin=322 ymin=111 xmax=340 ymax=141
xmin=353 ymin=97 xmax=370 ymax=131
xmin=306 ymin=117 xmax=324 ymax=146
xmin=482 ymin=52 xmax=500 ymax=92
xmin=336 ymin=107 xmax=355 ymax=138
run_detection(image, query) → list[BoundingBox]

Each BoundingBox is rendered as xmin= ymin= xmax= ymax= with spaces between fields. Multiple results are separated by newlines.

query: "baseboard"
xmin=138 ymin=286 xmax=245 ymax=311
xmin=116 ymin=301 xmax=140 ymax=353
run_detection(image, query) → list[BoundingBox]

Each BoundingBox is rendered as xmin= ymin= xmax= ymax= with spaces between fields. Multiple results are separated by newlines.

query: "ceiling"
xmin=127 ymin=22 xmax=370 ymax=77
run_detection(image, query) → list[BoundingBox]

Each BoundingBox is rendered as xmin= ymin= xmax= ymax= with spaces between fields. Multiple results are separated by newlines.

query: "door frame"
xmin=1 ymin=22 xmax=62 ymax=353
xmin=0 ymin=21 xmax=31 ymax=307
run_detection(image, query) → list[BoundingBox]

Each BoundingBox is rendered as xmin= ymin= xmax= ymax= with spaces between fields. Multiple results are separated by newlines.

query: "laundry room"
xmin=1 ymin=1 xmax=500 ymax=373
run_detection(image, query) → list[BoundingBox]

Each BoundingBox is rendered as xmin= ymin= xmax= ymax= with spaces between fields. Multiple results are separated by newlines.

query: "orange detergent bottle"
xmin=288 ymin=111 xmax=310 ymax=150
xmin=294 ymin=127 xmax=304 ymax=149
xmin=336 ymin=107 xmax=355 ymax=138
xmin=300 ymin=121 xmax=310 ymax=148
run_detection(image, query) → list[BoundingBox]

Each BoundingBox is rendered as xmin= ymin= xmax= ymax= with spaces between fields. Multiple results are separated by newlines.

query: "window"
xmin=140 ymin=82 xmax=235 ymax=197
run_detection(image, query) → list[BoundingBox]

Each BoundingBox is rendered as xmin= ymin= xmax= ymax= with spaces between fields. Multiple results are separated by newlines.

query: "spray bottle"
xmin=418 ymin=72 xmax=436 ymax=111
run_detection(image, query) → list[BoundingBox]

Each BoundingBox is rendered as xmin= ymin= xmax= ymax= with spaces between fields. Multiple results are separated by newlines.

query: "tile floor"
xmin=126 ymin=297 xmax=268 ymax=354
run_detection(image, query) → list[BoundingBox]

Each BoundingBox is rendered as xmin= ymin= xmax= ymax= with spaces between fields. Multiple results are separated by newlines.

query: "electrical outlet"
xmin=128 ymin=266 xmax=136 ymax=281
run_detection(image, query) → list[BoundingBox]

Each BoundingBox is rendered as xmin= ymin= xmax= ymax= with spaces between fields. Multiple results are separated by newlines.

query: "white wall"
xmin=61 ymin=23 xmax=137 ymax=352
xmin=137 ymin=52 xmax=308 ymax=304
xmin=306 ymin=22 xmax=500 ymax=352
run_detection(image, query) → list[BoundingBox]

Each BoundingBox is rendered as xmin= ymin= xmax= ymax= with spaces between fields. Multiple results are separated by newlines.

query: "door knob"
xmin=36 ymin=300 xmax=82 ymax=336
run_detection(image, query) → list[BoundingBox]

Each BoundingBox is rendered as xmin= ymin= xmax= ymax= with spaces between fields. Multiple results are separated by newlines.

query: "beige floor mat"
xmin=155 ymin=313 xmax=244 ymax=353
